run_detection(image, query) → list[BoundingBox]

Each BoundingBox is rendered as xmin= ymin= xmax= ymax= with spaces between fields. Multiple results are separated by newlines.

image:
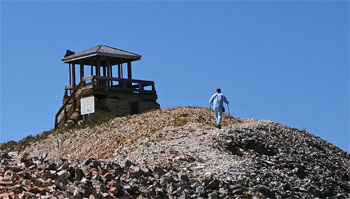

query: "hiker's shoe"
xmin=217 ymin=124 xmax=221 ymax=129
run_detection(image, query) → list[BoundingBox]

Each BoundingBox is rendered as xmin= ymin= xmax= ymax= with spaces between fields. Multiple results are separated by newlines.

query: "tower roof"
xmin=61 ymin=45 xmax=142 ymax=65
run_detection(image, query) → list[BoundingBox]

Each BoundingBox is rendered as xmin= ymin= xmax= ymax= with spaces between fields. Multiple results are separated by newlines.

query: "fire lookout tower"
xmin=54 ymin=45 xmax=160 ymax=128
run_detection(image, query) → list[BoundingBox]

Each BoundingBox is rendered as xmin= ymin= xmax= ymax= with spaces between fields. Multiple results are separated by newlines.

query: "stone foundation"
xmin=95 ymin=97 xmax=159 ymax=117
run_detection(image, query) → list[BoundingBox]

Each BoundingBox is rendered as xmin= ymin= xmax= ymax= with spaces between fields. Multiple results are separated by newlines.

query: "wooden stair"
xmin=55 ymin=81 xmax=86 ymax=128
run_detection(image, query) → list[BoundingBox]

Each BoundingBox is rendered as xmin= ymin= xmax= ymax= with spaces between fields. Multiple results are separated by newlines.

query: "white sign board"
xmin=81 ymin=96 xmax=95 ymax=115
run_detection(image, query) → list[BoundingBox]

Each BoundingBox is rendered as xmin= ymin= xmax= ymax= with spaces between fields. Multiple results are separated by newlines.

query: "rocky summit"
xmin=1 ymin=107 xmax=349 ymax=198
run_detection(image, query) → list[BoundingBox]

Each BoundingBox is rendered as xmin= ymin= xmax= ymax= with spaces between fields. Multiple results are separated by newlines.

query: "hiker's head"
xmin=216 ymin=88 xmax=221 ymax=93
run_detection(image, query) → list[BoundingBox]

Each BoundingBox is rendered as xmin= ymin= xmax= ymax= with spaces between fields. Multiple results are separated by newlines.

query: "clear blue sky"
xmin=1 ymin=1 xmax=349 ymax=151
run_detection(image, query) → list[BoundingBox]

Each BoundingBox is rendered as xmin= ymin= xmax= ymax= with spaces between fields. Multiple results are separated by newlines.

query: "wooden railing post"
xmin=103 ymin=66 xmax=106 ymax=77
xmin=80 ymin=64 xmax=84 ymax=81
xmin=64 ymin=105 xmax=67 ymax=124
xmin=139 ymin=83 xmax=144 ymax=93
xmin=55 ymin=117 xmax=58 ymax=128
xmin=73 ymin=96 xmax=76 ymax=112
xmin=69 ymin=63 xmax=71 ymax=88
xmin=118 ymin=64 xmax=121 ymax=78
xmin=109 ymin=65 xmax=113 ymax=86
xmin=127 ymin=61 xmax=132 ymax=79
xmin=90 ymin=60 xmax=94 ymax=76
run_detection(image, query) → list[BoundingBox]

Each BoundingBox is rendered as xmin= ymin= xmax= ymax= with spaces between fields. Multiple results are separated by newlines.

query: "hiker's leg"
xmin=214 ymin=109 xmax=219 ymax=123
xmin=217 ymin=110 xmax=222 ymax=125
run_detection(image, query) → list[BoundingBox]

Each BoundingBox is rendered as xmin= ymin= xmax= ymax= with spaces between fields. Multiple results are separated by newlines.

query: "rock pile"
xmin=212 ymin=122 xmax=350 ymax=198
xmin=0 ymin=152 xmax=257 ymax=198
xmin=2 ymin=107 xmax=350 ymax=198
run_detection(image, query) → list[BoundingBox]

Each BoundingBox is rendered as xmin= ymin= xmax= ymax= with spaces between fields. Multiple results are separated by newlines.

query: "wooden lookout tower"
xmin=54 ymin=45 xmax=160 ymax=128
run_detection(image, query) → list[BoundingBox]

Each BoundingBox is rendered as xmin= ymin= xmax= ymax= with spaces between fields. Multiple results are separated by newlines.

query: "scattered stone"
xmin=196 ymin=185 xmax=206 ymax=197
xmin=208 ymin=180 xmax=220 ymax=190
xmin=57 ymin=170 xmax=70 ymax=180
xmin=0 ymin=181 xmax=13 ymax=185
xmin=103 ymin=173 xmax=114 ymax=182
xmin=1 ymin=107 xmax=349 ymax=198
xmin=8 ymin=152 xmax=19 ymax=157
xmin=28 ymin=186 xmax=45 ymax=194
xmin=124 ymin=160 xmax=133 ymax=168
xmin=7 ymin=166 xmax=22 ymax=172
xmin=208 ymin=192 xmax=218 ymax=199
xmin=154 ymin=166 xmax=166 ymax=176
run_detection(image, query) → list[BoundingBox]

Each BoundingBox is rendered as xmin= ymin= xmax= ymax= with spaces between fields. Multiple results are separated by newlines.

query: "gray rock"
xmin=196 ymin=185 xmax=205 ymax=196
xmin=102 ymin=173 xmax=114 ymax=182
xmin=208 ymin=180 xmax=220 ymax=190
xmin=82 ymin=166 xmax=92 ymax=176
xmin=75 ymin=168 xmax=85 ymax=180
xmin=57 ymin=170 xmax=70 ymax=180
xmin=82 ymin=158 xmax=93 ymax=166
xmin=91 ymin=160 xmax=101 ymax=168
xmin=208 ymin=192 xmax=218 ymax=199
xmin=57 ymin=162 xmax=69 ymax=171
xmin=219 ymin=187 xmax=228 ymax=195
xmin=8 ymin=151 xmax=19 ymax=157
xmin=1 ymin=153 xmax=10 ymax=159
xmin=73 ymin=186 xmax=83 ymax=197
xmin=154 ymin=166 xmax=166 ymax=176
xmin=256 ymin=185 xmax=275 ymax=198
xmin=128 ymin=165 xmax=143 ymax=178
xmin=124 ymin=160 xmax=133 ymax=168
xmin=232 ymin=188 xmax=243 ymax=195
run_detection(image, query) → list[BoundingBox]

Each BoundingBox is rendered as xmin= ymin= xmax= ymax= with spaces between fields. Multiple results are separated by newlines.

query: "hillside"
xmin=1 ymin=107 xmax=349 ymax=198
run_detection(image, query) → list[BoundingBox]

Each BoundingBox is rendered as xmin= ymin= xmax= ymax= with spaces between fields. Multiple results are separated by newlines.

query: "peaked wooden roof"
xmin=62 ymin=45 xmax=142 ymax=65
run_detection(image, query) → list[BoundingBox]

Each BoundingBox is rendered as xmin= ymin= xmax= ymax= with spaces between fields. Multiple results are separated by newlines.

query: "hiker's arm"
xmin=224 ymin=96 xmax=229 ymax=104
xmin=209 ymin=94 xmax=215 ymax=104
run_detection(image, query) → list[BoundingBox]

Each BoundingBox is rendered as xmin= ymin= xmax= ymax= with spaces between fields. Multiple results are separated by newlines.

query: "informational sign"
xmin=81 ymin=96 xmax=95 ymax=115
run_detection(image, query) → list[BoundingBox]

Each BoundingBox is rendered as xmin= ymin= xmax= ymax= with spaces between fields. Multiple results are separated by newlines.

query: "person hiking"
xmin=209 ymin=88 xmax=229 ymax=129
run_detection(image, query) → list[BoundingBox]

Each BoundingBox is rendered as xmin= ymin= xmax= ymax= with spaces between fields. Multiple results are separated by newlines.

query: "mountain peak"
xmin=3 ymin=106 xmax=350 ymax=198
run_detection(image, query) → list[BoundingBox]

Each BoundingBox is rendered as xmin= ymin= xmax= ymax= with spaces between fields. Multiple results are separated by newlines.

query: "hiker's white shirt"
xmin=209 ymin=93 xmax=229 ymax=125
xmin=209 ymin=93 xmax=229 ymax=111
